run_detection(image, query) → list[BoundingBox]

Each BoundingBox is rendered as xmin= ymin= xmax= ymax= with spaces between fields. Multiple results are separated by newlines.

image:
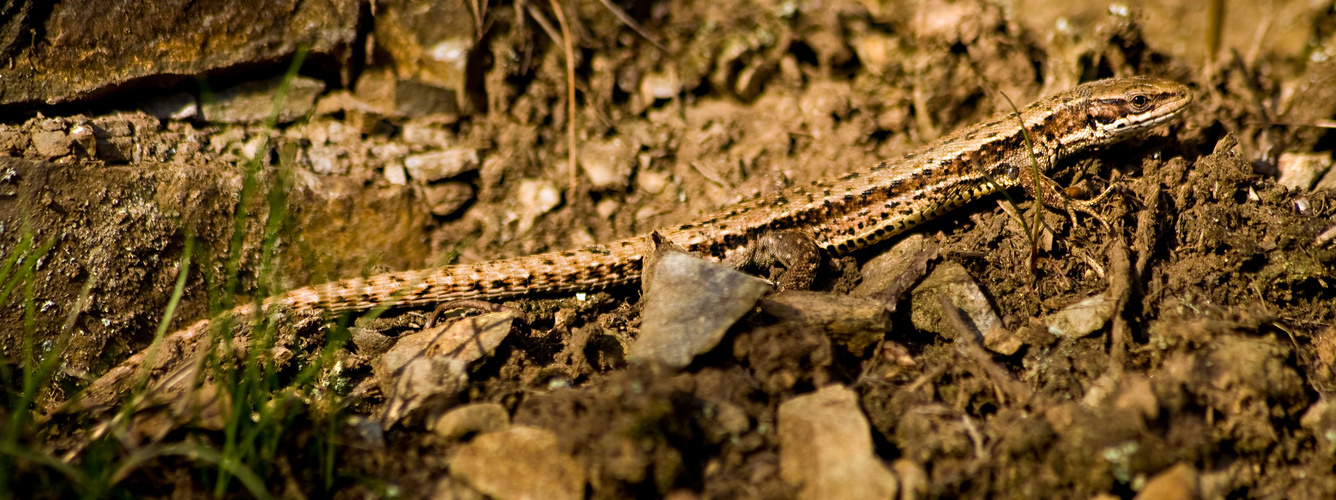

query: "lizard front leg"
xmin=723 ymin=229 xmax=822 ymax=291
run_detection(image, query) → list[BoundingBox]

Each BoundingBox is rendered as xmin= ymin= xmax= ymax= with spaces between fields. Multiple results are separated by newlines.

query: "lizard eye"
xmin=1129 ymin=94 xmax=1150 ymax=111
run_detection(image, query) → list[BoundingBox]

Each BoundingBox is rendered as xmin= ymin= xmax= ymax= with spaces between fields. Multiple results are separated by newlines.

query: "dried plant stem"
xmin=548 ymin=0 xmax=578 ymax=194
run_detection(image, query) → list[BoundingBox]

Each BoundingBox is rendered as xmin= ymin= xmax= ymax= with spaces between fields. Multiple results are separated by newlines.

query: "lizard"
xmin=84 ymin=76 xmax=1191 ymax=405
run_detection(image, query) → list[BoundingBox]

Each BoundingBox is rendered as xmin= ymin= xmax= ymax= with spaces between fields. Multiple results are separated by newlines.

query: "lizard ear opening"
xmin=1087 ymin=102 xmax=1121 ymax=126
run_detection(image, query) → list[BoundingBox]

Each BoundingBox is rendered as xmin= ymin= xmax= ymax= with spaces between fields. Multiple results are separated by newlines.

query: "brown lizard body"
xmin=282 ymin=76 xmax=1190 ymax=313
xmin=84 ymin=76 xmax=1190 ymax=405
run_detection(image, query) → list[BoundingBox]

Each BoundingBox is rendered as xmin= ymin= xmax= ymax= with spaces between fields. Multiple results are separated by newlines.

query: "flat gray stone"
xmin=778 ymin=385 xmax=898 ymax=500
xmin=629 ymin=251 xmax=772 ymax=368
xmin=200 ymin=76 xmax=325 ymax=124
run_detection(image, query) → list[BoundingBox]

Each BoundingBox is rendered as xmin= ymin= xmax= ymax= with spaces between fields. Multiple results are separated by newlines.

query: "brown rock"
xmin=778 ymin=385 xmax=898 ymax=500
xmin=760 ymin=291 xmax=889 ymax=355
xmin=423 ymin=181 xmax=475 ymax=217
xmin=0 ymin=0 xmax=356 ymax=106
xmin=451 ymin=426 xmax=585 ymax=500
xmin=373 ymin=0 xmax=479 ymax=116
xmin=432 ymin=403 xmax=510 ymax=441
xmin=31 ymin=131 xmax=71 ymax=158
xmin=0 ymin=156 xmax=433 ymax=381
xmin=1134 ymin=463 xmax=1199 ymax=500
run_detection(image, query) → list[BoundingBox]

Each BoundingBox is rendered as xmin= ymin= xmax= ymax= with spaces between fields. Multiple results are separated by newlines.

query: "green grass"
xmin=1 ymin=46 xmax=357 ymax=498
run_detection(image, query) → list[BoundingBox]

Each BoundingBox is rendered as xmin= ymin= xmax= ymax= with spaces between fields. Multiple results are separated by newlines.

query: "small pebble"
xmin=404 ymin=148 xmax=479 ymax=182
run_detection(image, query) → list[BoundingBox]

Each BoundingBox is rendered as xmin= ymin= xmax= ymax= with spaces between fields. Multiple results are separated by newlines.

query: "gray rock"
xmin=376 ymin=311 xmax=516 ymax=427
xmin=451 ymin=426 xmax=585 ymax=500
xmin=778 ymin=385 xmax=898 ymax=500
xmin=629 ymin=251 xmax=772 ymax=368
xmin=851 ymin=234 xmax=937 ymax=308
xmin=910 ymin=261 xmax=1003 ymax=341
xmin=432 ymin=403 xmax=510 ymax=440
xmin=404 ymin=148 xmax=479 ymax=182
xmin=200 ymin=76 xmax=325 ymax=124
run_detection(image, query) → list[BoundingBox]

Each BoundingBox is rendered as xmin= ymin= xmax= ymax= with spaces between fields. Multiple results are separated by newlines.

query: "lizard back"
xmin=278 ymin=76 xmax=1191 ymax=314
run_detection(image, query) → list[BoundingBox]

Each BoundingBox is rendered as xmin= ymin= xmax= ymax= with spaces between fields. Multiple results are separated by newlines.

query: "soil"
xmin=2 ymin=0 xmax=1336 ymax=498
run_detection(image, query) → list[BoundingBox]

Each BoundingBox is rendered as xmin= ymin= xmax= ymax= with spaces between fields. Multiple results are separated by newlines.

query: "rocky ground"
xmin=1 ymin=0 xmax=1335 ymax=498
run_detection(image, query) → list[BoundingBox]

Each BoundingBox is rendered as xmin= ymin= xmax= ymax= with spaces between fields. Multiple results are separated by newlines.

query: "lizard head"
xmin=1079 ymin=76 xmax=1192 ymax=144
